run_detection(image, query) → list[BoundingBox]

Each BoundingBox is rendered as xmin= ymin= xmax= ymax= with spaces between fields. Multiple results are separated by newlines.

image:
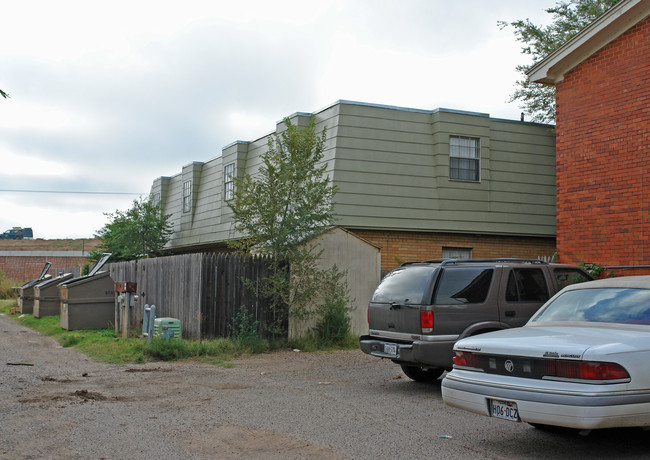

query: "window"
xmin=554 ymin=268 xmax=593 ymax=290
xmin=182 ymin=180 xmax=191 ymax=212
xmin=434 ymin=267 xmax=494 ymax=304
xmin=533 ymin=288 xmax=650 ymax=325
xmin=224 ymin=162 xmax=235 ymax=201
xmin=371 ymin=265 xmax=437 ymax=305
xmin=449 ymin=135 xmax=480 ymax=181
xmin=442 ymin=247 xmax=472 ymax=259
xmin=506 ymin=269 xmax=549 ymax=302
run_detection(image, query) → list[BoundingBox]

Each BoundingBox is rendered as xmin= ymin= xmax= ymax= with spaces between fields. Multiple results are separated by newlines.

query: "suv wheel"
xmin=400 ymin=365 xmax=444 ymax=382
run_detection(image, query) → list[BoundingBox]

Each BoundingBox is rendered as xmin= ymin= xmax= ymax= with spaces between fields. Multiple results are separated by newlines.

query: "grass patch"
xmin=0 ymin=299 xmax=19 ymax=313
xmin=0 ymin=270 xmax=25 ymax=299
xmin=289 ymin=332 xmax=359 ymax=352
xmin=0 ymin=307 xmax=269 ymax=365
xmin=1 ymin=299 xmax=359 ymax=364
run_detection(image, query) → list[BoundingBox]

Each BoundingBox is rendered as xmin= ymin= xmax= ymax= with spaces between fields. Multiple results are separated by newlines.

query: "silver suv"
xmin=359 ymin=259 xmax=594 ymax=382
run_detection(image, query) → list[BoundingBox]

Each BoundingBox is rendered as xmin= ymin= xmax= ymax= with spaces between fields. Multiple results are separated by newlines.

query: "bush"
xmin=313 ymin=266 xmax=354 ymax=344
xmin=579 ymin=262 xmax=612 ymax=278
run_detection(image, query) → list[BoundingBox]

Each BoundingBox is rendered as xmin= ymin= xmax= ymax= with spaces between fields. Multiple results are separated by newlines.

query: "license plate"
xmin=383 ymin=342 xmax=397 ymax=357
xmin=490 ymin=399 xmax=519 ymax=422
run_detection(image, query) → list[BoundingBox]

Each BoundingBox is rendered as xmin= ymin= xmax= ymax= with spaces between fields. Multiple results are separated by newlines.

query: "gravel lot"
xmin=2 ymin=313 xmax=649 ymax=459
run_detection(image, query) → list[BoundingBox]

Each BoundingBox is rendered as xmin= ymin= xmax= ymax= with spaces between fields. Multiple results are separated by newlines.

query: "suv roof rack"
xmin=400 ymin=258 xmax=548 ymax=267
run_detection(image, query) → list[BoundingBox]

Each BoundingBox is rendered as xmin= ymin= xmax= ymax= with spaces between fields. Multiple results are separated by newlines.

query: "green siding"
xmin=151 ymin=100 xmax=556 ymax=250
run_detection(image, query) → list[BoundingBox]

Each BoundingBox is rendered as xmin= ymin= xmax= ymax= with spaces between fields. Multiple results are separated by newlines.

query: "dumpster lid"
xmin=36 ymin=272 xmax=73 ymax=288
xmin=89 ymin=253 xmax=111 ymax=276
xmin=19 ymin=262 xmax=52 ymax=288
xmin=59 ymin=253 xmax=112 ymax=286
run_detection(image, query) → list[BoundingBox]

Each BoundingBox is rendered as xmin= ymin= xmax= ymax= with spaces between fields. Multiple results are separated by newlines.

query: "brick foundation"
xmin=348 ymin=229 xmax=556 ymax=273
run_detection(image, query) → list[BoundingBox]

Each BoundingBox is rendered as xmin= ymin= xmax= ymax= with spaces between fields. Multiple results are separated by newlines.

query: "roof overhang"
xmin=527 ymin=0 xmax=650 ymax=85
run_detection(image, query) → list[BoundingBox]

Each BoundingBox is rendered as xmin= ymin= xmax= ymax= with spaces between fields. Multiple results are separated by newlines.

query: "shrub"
xmin=313 ymin=266 xmax=354 ymax=344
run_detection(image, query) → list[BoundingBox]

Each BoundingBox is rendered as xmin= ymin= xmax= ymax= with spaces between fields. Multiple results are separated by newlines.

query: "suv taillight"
xmin=421 ymin=311 xmax=433 ymax=333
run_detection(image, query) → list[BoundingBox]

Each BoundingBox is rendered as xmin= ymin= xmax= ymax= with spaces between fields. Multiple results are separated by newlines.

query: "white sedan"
xmin=441 ymin=275 xmax=650 ymax=431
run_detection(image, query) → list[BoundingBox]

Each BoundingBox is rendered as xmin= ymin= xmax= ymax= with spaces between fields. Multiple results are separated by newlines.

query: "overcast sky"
xmin=0 ymin=0 xmax=556 ymax=240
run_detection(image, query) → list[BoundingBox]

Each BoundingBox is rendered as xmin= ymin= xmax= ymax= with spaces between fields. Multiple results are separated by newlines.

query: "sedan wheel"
xmin=400 ymin=365 xmax=444 ymax=382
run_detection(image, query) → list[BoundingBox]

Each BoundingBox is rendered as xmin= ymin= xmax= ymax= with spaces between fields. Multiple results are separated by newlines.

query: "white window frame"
xmin=449 ymin=135 xmax=480 ymax=182
xmin=182 ymin=180 xmax=191 ymax=212
xmin=224 ymin=162 xmax=235 ymax=201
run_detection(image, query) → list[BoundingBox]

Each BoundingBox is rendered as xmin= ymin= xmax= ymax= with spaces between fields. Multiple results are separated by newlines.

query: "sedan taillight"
xmin=453 ymin=351 xmax=480 ymax=369
xmin=452 ymin=351 xmax=631 ymax=382
xmin=552 ymin=360 xmax=630 ymax=381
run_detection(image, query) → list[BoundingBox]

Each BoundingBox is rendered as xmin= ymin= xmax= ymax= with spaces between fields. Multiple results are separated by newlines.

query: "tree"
xmin=228 ymin=116 xmax=341 ymax=334
xmin=500 ymin=0 xmax=618 ymax=123
xmin=89 ymin=197 xmax=173 ymax=262
xmin=0 ymin=89 xmax=8 ymax=99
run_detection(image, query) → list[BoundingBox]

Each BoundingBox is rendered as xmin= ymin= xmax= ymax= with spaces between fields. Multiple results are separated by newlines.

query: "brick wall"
xmin=349 ymin=229 xmax=556 ymax=273
xmin=0 ymin=256 xmax=88 ymax=283
xmin=555 ymin=16 xmax=650 ymax=271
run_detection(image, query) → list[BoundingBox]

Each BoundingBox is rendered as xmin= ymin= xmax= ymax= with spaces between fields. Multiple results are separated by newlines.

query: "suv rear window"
xmin=433 ymin=267 xmax=494 ymax=304
xmin=371 ymin=265 xmax=437 ymax=305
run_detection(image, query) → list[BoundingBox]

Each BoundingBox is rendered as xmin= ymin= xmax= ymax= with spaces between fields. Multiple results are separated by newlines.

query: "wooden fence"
xmin=108 ymin=253 xmax=282 ymax=340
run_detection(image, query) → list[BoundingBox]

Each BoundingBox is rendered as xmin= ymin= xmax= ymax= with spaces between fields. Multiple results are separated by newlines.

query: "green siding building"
xmin=151 ymin=100 xmax=556 ymax=271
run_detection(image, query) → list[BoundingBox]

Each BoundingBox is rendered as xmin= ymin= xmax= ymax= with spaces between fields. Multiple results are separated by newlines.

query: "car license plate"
xmin=383 ymin=342 xmax=397 ymax=357
xmin=490 ymin=399 xmax=519 ymax=422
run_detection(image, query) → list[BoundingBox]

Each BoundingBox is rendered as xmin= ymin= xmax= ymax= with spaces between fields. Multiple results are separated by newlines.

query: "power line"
xmin=0 ymin=189 xmax=145 ymax=196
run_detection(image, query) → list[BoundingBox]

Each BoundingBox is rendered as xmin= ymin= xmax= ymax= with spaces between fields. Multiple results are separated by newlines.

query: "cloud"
xmin=0 ymin=0 xmax=556 ymax=239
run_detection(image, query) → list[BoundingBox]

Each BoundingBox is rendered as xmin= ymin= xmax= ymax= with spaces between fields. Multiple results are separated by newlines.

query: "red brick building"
xmin=528 ymin=0 xmax=650 ymax=275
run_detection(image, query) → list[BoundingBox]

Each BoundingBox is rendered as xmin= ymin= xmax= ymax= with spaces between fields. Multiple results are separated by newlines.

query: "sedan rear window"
xmin=532 ymin=288 xmax=650 ymax=325
xmin=371 ymin=265 xmax=437 ymax=305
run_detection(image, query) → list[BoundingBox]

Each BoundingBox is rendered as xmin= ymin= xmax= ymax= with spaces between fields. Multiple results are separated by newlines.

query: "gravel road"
xmin=2 ymin=313 xmax=649 ymax=459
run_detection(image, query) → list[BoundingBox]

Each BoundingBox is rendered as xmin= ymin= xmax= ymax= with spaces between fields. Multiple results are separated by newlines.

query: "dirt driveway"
xmin=2 ymin=313 xmax=650 ymax=460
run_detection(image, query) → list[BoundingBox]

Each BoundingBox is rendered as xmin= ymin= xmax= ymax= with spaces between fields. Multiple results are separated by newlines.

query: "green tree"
xmin=228 ymin=116 xmax=340 ymax=334
xmin=0 ymin=89 xmax=8 ymax=99
xmin=89 ymin=197 xmax=173 ymax=262
xmin=500 ymin=0 xmax=618 ymax=123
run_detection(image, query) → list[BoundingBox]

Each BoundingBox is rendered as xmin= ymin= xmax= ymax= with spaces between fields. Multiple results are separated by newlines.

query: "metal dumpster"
xmin=17 ymin=262 xmax=52 ymax=314
xmin=59 ymin=254 xmax=115 ymax=330
xmin=34 ymin=272 xmax=73 ymax=318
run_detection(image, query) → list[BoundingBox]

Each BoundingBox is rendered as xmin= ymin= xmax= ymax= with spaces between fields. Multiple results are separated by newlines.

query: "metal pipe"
xmin=603 ymin=265 xmax=650 ymax=269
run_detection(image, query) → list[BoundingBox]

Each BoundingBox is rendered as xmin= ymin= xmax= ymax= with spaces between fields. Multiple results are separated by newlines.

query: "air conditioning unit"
xmin=153 ymin=317 xmax=182 ymax=339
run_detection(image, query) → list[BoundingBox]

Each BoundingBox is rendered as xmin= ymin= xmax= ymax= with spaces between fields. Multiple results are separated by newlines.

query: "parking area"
xmin=1 ymin=313 xmax=648 ymax=459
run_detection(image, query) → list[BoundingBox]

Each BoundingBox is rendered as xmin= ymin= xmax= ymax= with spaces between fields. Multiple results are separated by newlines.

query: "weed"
xmin=0 ymin=270 xmax=24 ymax=300
xmin=229 ymin=305 xmax=260 ymax=341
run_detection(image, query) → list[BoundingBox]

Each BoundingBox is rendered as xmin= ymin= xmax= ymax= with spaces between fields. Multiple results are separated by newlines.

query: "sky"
xmin=0 ymin=0 xmax=557 ymax=240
